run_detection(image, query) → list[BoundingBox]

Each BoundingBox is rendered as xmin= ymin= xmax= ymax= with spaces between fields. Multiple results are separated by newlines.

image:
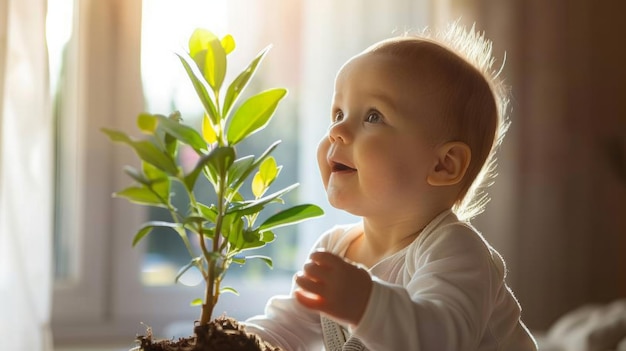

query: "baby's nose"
xmin=328 ymin=119 xmax=351 ymax=143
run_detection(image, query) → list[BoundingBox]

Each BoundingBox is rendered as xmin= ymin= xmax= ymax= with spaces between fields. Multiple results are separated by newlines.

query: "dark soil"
xmin=136 ymin=316 xmax=283 ymax=351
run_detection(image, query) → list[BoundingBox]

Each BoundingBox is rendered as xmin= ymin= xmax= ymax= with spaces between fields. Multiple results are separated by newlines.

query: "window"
xmin=49 ymin=0 xmax=77 ymax=285
xmin=52 ymin=0 xmax=428 ymax=344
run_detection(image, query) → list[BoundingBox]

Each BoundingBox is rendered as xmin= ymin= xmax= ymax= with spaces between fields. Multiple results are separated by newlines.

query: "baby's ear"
xmin=427 ymin=142 xmax=471 ymax=186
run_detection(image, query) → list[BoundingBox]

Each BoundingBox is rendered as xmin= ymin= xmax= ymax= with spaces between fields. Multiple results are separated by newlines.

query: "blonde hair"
xmin=366 ymin=22 xmax=510 ymax=220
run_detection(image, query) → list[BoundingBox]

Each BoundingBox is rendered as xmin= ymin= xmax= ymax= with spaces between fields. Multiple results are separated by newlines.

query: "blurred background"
xmin=1 ymin=0 xmax=624 ymax=350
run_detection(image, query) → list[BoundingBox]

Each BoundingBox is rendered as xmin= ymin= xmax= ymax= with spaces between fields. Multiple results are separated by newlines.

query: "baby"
xmin=246 ymin=24 xmax=537 ymax=351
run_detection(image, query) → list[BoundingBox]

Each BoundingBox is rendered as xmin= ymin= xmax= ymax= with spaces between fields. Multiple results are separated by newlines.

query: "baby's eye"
xmin=333 ymin=110 xmax=344 ymax=122
xmin=365 ymin=111 xmax=383 ymax=124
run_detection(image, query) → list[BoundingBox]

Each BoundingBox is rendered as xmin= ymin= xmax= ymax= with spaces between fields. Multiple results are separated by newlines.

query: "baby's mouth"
xmin=331 ymin=162 xmax=356 ymax=173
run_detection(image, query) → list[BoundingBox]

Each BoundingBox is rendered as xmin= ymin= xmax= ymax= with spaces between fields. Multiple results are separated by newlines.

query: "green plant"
xmin=102 ymin=28 xmax=323 ymax=327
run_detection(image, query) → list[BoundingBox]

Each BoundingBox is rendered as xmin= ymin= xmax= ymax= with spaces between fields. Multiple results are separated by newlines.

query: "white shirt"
xmin=246 ymin=210 xmax=537 ymax=351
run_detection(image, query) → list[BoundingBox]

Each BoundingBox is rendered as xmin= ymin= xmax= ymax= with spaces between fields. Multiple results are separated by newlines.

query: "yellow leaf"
xmin=252 ymin=172 xmax=265 ymax=198
xmin=259 ymin=157 xmax=278 ymax=184
xmin=137 ymin=113 xmax=158 ymax=134
xmin=221 ymin=34 xmax=235 ymax=54
xmin=202 ymin=114 xmax=217 ymax=143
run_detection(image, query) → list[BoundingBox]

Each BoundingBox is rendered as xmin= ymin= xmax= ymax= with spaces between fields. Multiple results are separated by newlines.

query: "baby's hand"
xmin=294 ymin=250 xmax=372 ymax=326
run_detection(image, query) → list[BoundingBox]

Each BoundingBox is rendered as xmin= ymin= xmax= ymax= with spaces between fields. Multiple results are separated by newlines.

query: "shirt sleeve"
xmin=244 ymin=225 xmax=356 ymax=350
xmin=350 ymin=223 xmax=507 ymax=350
xmin=244 ymin=291 xmax=324 ymax=351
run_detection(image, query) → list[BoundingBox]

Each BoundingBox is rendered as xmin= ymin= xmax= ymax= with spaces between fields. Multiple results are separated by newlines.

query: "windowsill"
xmin=53 ymin=275 xmax=294 ymax=346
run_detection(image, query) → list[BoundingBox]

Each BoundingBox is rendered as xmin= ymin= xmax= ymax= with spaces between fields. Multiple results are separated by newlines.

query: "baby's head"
xmin=371 ymin=28 xmax=508 ymax=219
xmin=318 ymin=25 xmax=508 ymax=220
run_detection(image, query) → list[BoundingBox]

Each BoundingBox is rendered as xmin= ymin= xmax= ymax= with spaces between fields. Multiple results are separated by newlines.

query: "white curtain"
xmin=0 ymin=0 xmax=54 ymax=349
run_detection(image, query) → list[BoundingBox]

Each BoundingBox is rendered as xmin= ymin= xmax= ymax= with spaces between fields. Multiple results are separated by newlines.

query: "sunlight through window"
xmin=141 ymin=0 xmax=228 ymax=115
xmin=48 ymin=0 xmax=77 ymax=283
xmin=47 ymin=0 xmax=74 ymax=94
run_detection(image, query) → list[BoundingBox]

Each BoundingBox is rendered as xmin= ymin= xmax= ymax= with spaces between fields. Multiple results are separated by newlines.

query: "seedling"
xmin=102 ymin=28 xmax=323 ymax=329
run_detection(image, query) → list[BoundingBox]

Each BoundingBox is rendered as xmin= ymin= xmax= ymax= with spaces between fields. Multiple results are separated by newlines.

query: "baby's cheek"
xmin=316 ymin=137 xmax=331 ymax=187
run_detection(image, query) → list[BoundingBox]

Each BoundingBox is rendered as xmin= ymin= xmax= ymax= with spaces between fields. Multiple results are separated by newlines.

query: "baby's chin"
xmin=326 ymin=193 xmax=362 ymax=215
xmin=325 ymin=190 xmax=348 ymax=209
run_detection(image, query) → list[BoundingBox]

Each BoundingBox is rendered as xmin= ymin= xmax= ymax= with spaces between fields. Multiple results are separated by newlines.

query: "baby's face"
xmin=317 ymin=52 xmax=445 ymax=218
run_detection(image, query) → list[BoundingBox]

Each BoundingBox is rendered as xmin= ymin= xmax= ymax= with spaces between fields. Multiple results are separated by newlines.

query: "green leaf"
xmin=226 ymin=88 xmax=287 ymax=145
xmin=142 ymin=161 xmax=167 ymax=182
xmin=259 ymin=204 xmax=325 ymax=232
xmin=183 ymin=146 xmax=234 ymax=191
xmin=137 ymin=113 xmax=158 ymax=134
xmin=182 ymin=216 xmax=206 ymax=233
xmin=220 ymin=286 xmax=239 ymax=296
xmin=175 ymin=257 xmax=203 ymax=284
xmin=190 ymin=298 xmax=203 ymax=306
xmin=196 ymin=203 xmax=218 ymax=223
xmin=102 ymin=128 xmax=179 ymax=175
xmin=114 ymin=186 xmax=168 ymax=208
xmin=241 ymin=230 xmax=265 ymax=250
xmin=184 ymin=153 xmax=211 ymax=191
xmin=228 ymin=155 xmax=254 ymax=189
xmin=131 ymin=225 xmax=153 ymax=247
xmin=229 ymin=141 xmax=280 ymax=192
xmin=176 ymin=52 xmax=220 ymax=126
xmin=123 ymin=166 xmax=150 ymax=185
xmin=162 ymin=112 xmax=180 ymax=157
xmin=199 ymin=226 xmax=215 ymax=239
xmin=228 ymin=191 xmax=244 ymax=203
xmin=154 ymin=114 xmax=206 ymax=152
xmin=151 ymin=179 xmax=171 ymax=204
xmin=245 ymin=255 xmax=273 ymax=268
xmin=227 ymin=183 xmax=298 ymax=217
xmin=207 ymin=146 xmax=236 ymax=180
xmin=203 ymin=163 xmax=219 ymax=191
xmin=131 ymin=221 xmax=183 ymax=246
xmin=231 ymin=257 xmax=246 ymax=265
xmin=125 ymin=164 xmax=170 ymax=207
xmin=164 ymin=131 xmax=178 ymax=157
xmin=223 ymin=46 xmax=270 ymax=117
xmin=261 ymin=230 xmax=275 ymax=243
xmin=225 ymin=216 xmax=245 ymax=249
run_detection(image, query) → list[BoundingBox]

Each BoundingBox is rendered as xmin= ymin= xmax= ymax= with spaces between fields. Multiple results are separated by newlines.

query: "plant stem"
xmin=198 ymin=226 xmax=214 ymax=325
xmin=200 ymin=224 xmax=220 ymax=325
xmin=199 ymin=166 xmax=228 ymax=326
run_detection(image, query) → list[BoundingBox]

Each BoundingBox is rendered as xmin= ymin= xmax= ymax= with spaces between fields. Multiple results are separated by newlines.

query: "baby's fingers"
xmin=309 ymin=250 xmax=347 ymax=268
xmin=302 ymin=259 xmax=328 ymax=281
xmin=294 ymin=288 xmax=324 ymax=310
xmin=295 ymin=271 xmax=326 ymax=297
